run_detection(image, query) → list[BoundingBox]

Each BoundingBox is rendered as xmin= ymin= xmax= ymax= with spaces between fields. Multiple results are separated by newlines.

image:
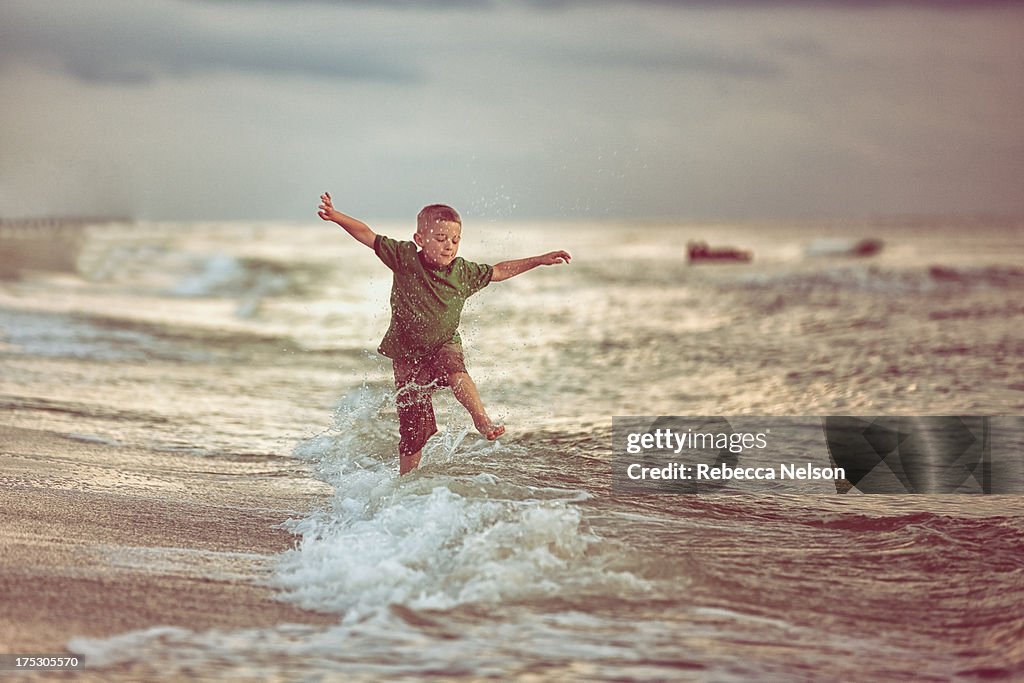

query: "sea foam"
xmin=274 ymin=385 xmax=643 ymax=621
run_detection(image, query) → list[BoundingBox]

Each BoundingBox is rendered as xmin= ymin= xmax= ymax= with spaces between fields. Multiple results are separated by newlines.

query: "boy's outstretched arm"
xmin=491 ymin=250 xmax=571 ymax=282
xmin=318 ymin=192 xmax=376 ymax=249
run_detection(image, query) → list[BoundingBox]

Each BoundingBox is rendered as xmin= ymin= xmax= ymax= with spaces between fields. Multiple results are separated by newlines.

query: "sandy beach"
xmin=0 ymin=424 xmax=336 ymax=671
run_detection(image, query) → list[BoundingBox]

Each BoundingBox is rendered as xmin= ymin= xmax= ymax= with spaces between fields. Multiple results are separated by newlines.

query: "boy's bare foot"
xmin=482 ymin=424 xmax=505 ymax=441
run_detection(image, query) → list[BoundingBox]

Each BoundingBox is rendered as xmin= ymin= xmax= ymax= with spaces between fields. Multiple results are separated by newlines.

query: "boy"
xmin=317 ymin=192 xmax=571 ymax=474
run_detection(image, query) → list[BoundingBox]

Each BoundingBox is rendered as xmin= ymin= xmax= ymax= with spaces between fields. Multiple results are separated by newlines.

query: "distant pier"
xmin=0 ymin=217 xmax=129 ymax=277
xmin=0 ymin=216 xmax=130 ymax=236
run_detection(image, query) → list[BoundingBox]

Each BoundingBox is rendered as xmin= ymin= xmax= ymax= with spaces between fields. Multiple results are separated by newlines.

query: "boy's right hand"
xmin=317 ymin=192 xmax=340 ymax=222
xmin=317 ymin=192 xmax=377 ymax=249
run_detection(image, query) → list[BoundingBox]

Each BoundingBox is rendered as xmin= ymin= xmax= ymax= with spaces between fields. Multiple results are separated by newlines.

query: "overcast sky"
xmin=1 ymin=0 xmax=1022 ymax=222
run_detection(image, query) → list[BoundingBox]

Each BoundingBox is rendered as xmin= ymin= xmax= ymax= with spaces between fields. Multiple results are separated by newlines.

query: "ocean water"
xmin=2 ymin=218 xmax=1023 ymax=680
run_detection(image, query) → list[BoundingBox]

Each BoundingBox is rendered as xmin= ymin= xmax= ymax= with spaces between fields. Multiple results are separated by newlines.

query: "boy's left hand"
xmin=538 ymin=251 xmax=572 ymax=265
xmin=492 ymin=250 xmax=571 ymax=281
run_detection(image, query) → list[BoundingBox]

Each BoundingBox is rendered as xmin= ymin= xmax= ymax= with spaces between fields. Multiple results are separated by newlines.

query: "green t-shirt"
xmin=374 ymin=234 xmax=493 ymax=360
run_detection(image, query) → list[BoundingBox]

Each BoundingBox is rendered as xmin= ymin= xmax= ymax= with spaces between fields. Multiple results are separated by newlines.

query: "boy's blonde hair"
xmin=417 ymin=204 xmax=461 ymax=233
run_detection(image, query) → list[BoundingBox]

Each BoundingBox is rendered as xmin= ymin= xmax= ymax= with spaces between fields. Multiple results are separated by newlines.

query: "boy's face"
xmin=414 ymin=220 xmax=461 ymax=268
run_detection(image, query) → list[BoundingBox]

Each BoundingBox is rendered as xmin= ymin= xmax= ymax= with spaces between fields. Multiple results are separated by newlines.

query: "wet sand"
xmin=0 ymin=424 xmax=337 ymax=660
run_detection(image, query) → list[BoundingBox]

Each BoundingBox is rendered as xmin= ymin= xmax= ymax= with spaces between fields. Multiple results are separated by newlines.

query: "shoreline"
xmin=0 ymin=424 xmax=337 ymax=656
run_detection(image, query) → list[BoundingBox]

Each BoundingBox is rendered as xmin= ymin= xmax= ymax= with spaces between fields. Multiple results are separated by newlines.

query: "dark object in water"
xmin=851 ymin=238 xmax=883 ymax=257
xmin=805 ymin=237 xmax=884 ymax=258
xmin=687 ymin=240 xmax=752 ymax=263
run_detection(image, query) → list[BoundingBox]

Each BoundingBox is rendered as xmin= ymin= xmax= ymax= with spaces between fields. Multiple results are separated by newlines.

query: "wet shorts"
xmin=392 ymin=342 xmax=468 ymax=458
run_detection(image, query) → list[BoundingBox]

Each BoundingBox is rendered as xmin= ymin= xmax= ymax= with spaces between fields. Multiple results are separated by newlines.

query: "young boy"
xmin=318 ymin=192 xmax=571 ymax=474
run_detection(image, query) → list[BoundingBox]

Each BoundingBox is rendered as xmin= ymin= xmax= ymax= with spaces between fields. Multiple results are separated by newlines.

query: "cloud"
xmin=616 ymin=0 xmax=1024 ymax=6
xmin=185 ymin=0 xmax=1024 ymax=7
xmin=542 ymin=44 xmax=784 ymax=79
xmin=0 ymin=0 xmax=789 ymax=88
xmin=0 ymin=1 xmax=422 ymax=85
xmin=2 ymin=0 xmax=1021 ymax=220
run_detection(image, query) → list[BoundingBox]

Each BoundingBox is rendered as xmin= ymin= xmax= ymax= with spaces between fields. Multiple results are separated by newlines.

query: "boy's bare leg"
xmin=449 ymin=371 xmax=504 ymax=439
xmin=400 ymin=450 xmax=422 ymax=475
